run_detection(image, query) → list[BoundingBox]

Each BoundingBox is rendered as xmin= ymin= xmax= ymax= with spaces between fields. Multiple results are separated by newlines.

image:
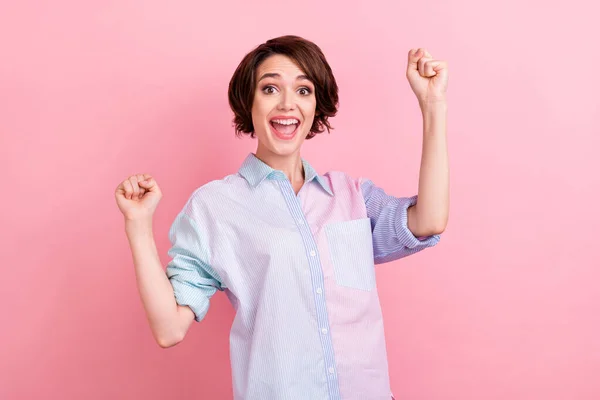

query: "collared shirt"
xmin=166 ymin=153 xmax=441 ymax=400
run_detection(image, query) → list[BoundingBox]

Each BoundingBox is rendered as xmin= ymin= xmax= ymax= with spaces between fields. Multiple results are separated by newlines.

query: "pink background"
xmin=1 ymin=0 xmax=599 ymax=399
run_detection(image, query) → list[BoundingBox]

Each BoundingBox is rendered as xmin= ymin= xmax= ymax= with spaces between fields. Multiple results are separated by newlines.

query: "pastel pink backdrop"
xmin=1 ymin=0 xmax=598 ymax=399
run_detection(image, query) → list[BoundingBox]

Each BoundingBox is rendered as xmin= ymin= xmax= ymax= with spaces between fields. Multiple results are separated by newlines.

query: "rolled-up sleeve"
xmin=360 ymin=178 xmax=441 ymax=265
xmin=166 ymin=209 xmax=226 ymax=322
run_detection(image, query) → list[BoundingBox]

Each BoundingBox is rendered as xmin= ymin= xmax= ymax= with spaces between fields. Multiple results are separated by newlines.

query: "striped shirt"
xmin=166 ymin=153 xmax=441 ymax=400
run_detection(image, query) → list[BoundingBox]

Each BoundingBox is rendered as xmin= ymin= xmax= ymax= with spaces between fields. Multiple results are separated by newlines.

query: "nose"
xmin=277 ymin=89 xmax=296 ymax=111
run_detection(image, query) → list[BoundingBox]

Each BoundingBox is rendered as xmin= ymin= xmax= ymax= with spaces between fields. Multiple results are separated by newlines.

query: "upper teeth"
xmin=272 ymin=119 xmax=298 ymax=125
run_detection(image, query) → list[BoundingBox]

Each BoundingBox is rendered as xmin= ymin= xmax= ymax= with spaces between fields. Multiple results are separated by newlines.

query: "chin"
xmin=266 ymin=141 xmax=301 ymax=157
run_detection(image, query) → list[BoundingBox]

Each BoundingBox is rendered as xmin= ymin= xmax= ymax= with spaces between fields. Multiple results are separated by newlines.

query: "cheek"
xmin=302 ymin=99 xmax=317 ymax=120
xmin=251 ymin=99 xmax=267 ymax=125
xmin=252 ymin=95 xmax=275 ymax=118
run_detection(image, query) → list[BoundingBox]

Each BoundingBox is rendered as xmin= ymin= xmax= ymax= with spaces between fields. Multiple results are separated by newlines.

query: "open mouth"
xmin=269 ymin=118 xmax=300 ymax=139
xmin=269 ymin=118 xmax=300 ymax=135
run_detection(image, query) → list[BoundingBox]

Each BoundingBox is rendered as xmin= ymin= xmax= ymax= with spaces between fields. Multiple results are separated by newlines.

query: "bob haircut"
xmin=228 ymin=35 xmax=339 ymax=140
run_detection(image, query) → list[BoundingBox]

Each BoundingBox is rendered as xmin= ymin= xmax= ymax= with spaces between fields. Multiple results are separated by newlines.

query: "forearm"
xmin=409 ymin=101 xmax=449 ymax=236
xmin=125 ymin=218 xmax=184 ymax=346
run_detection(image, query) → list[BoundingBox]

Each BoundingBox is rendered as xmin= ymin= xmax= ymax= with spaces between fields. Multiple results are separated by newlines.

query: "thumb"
xmin=407 ymin=48 xmax=421 ymax=73
xmin=139 ymin=178 xmax=155 ymax=188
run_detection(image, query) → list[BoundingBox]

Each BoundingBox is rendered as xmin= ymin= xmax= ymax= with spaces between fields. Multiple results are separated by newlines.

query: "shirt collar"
xmin=238 ymin=153 xmax=333 ymax=196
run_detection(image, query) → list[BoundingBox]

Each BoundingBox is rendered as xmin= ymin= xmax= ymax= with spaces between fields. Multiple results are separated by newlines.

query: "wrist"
xmin=420 ymin=100 xmax=447 ymax=115
xmin=125 ymin=216 xmax=153 ymax=234
xmin=419 ymin=94 xmax=446 ymax=105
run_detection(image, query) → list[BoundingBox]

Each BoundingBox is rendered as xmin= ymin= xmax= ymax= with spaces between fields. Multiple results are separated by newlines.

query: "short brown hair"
xmin=228 ymin=35 xmax=339 ymax=140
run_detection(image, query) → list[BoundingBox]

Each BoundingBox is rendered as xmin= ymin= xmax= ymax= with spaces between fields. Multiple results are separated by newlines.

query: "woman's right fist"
xmin=115 ymin=173 xmax=162 ymax=220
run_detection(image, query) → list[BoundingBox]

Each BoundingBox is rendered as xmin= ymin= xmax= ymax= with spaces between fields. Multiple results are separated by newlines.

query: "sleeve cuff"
xmin=394 ymin=195 xmax=441 ymax=249
xmin=169 ymin=278 xmax=213 ymax=322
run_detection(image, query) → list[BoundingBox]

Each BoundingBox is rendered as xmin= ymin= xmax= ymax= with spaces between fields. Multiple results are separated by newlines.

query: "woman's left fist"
xmin=406 ymin=48 xmax=449 ymax=107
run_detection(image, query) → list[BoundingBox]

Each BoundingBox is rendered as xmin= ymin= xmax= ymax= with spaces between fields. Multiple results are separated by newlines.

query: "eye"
xmin=262 ymin=85 xmax=277 ymax=95
xmin=298 ymin=87 xmax=312 ymax=96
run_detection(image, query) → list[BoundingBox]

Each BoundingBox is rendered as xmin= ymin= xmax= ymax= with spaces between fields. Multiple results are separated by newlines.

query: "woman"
xmin=115 ymin=35 xmax=449 ymax=400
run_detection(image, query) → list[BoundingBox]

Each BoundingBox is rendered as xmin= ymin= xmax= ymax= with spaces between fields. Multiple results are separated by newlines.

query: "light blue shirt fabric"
xmin=165 ymin=153 xmax=441 ymax=399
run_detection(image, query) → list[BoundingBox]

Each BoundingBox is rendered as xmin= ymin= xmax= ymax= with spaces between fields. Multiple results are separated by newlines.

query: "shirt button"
xmin=310 ymin=250 xmax=316 ymax=257
xmin=298 ymin=219 xmax=304 ymax=225
xmin=328 ymin=367 xmax=335 ymax=374
xmin=321 ymin=328 xmax=328 ymax=334
xmin=316 ymin=287 xmax=323 ymax=294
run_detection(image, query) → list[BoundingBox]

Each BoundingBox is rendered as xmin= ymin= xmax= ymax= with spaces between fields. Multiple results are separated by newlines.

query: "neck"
xmin=254 ymin=147 xmax=305 ymax=184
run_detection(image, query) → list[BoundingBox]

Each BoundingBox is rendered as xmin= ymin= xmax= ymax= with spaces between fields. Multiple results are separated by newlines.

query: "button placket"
xmin=277 ymin=179 xmax=341 ymax=399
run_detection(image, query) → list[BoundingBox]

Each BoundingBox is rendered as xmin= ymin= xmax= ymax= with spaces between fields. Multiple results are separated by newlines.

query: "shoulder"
xmin=180 ymin=174 xmax=244 ymax=215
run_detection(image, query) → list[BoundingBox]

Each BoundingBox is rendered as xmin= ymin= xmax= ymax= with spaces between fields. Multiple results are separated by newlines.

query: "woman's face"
xmin=251 ymin=54 xmax=317 ymax=159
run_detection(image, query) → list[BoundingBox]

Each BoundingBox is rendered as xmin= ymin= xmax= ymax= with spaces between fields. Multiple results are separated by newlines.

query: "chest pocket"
xmin=324 ymin=217 xmax=376 ymax=291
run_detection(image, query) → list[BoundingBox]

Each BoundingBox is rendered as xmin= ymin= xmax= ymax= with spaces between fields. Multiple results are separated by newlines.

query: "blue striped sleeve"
xmin=165 ymin=207 xmax=226 ymax=322
xmin=360 ymin=178 xmax=441 ymax=265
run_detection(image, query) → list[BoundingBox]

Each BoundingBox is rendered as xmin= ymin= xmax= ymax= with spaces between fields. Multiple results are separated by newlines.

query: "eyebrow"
xmin=257 ymin=73 xmax=312 ymax=83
